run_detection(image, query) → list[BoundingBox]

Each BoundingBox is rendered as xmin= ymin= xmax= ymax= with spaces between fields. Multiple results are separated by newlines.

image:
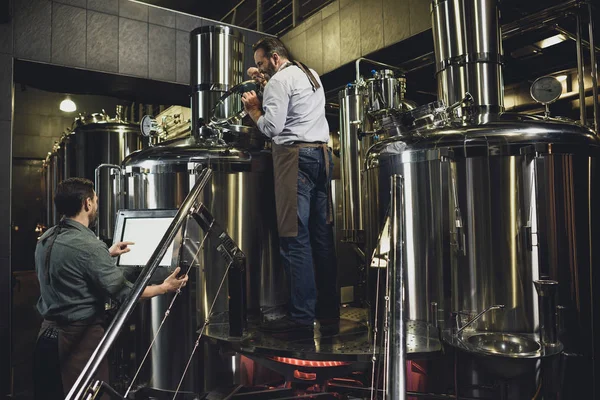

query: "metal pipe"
xmin=66 ymin=168 xmax=213 ymax=400
xmin=256 ymin=0 xmax=263 ymax=31
xmin=292 ymin=0 xmax=299 ymax=27
xmin=94 ymin=164 xmax=121 ymax=238
xmin=455 ymin=304 xmax=505 ymax=336
xmin=552 ymin=24 xmax=600 ymax=54
xmin=502 ymin=0 xmax=579 ymax=39
xmin=576 ymin=10 xmax=587 ymax=126
xmin=533 ymin=280 xmax=560 ymax=346
xmin=386 ymin=174 xmax=406 ymax=400
xmin=588 ymin=1 xmax=599 ymax=133
xmin=355 ymin=58 xmax=404 ymax=84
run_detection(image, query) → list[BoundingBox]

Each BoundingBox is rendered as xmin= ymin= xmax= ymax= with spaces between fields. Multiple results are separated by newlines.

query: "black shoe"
xmin=260 ymin=316 xmax=314 ymax=333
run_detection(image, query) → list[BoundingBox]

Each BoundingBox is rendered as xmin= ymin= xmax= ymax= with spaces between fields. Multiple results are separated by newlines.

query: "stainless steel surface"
xmin=588 ymin=2 xmax=599 ymax=133
xmin=94 ymin=164 xmax=121 ymax=238
xmin=190 ymin=25 xmax=245 ymax=140
xmin=533 ymin=280 xmax=559 ymax=347
xmin=464 ymin=333 xmax=540 ymax=356
xmin=455 ymin=305 xmax=505 ymax=336
xmin=65 ymin=120 xmax=143 ymax=241
xmin=576 ymin=12 xmax=587 ymax=126
xmin=354 ymin=58 xmax=404 ymax=87
xmin=121 ymin=137 xmax=285 ymax=392
xmin=385 ymin=175 xmax=406 ymax=400
xmin=366 ymin=70 xmax=406 ymax=115
xmin=338 ymin=85 xmax=367 ymax=243
xmin=66 ymin=168 xmax=213 ymax=400
xmin=432 ymin=0 xmax=504 ymax=114
xmin=203 ymin=307 xmax=442 ymax=361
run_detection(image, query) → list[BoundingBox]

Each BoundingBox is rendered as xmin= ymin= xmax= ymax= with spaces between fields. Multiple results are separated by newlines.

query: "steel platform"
xmin=202 ymin=307 xmax=442 ymax=362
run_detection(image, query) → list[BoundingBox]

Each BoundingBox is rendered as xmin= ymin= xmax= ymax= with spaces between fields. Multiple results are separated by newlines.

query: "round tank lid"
xmin=190 ymin=25 xmax=244 ymax=40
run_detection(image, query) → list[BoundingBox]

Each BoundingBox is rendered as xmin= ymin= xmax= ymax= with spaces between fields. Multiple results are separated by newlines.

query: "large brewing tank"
xmin=64 ymin=111 xmax=144 ymax=240
xmin=120 ymin=138 xmax=283 ymax=392
xmin=339 ymin=70 xmax=415 ymax=246
xmin=191 ymin=25 xmax=244 ymax=139
xmin=45 ymin=142 xmax=61 ymax=227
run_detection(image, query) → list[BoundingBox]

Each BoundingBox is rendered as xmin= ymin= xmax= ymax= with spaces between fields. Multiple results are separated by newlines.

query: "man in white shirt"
xmin=242 ymin=38 xmax=339 ymax=334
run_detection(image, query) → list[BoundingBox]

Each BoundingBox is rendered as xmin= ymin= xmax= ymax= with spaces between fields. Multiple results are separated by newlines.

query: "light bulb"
xmin=60 ymin=98 xmax=77 ymax=112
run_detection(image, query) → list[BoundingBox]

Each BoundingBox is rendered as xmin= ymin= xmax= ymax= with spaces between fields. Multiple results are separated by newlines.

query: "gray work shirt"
xmin=257 ymin=64 xmax=330 ymax=145
xmin=35 ymin=219 xmax=132 ymax=323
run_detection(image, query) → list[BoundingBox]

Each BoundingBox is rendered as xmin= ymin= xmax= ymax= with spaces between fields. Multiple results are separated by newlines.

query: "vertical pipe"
xmin=292 ymin=0 xmax=299 ymax=27
xmin=576 ymin=11 xmax=588 ymax=126
xmin=386 ymin=174 xmax=406 ymax=400
xmin=256 ymin=0 xmax=263 ymax=31
xmin=533 ymin=280 xmax=559 ymax=346
xmin=588 ymin=2 xmax=599 ymax=133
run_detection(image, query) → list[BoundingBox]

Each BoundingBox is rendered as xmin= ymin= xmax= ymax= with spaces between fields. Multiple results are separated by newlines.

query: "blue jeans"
xmin=279 ymin=147 xmax=339 ymax=324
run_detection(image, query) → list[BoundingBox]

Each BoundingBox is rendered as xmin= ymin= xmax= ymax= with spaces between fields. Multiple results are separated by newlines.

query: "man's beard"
xmin=88 ymin=210 xmax=98 ymax=229
xmin=262 ymin=60 xmax=277 ymax=80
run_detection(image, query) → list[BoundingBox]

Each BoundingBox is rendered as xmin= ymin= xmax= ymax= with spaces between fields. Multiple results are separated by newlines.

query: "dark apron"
xmin=272 ymin=142 xmax=333 ymax=237
xmin=37 ymin=316 xmax=109 ymax=399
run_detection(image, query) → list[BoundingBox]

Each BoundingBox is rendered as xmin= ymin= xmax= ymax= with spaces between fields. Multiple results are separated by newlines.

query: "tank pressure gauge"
xmin=140 ymin=115 xmax=159 ymax=137
xmin=530 ymin=76 xmax=563 ymax=105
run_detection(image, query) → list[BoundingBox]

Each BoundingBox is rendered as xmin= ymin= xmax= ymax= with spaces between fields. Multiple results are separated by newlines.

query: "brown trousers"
xmin=38 ymin=316 xmax=109 ymax=399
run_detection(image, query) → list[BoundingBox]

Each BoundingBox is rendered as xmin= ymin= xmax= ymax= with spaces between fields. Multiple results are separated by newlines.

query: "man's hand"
xmin=109 ymin=241 xmax=134 ymax=257
xmin=241 ymin=90 xmax=263 ymax=123
xmin=247 ymin=67 xmax=266 ymax=87
xmin=161 ymin=267 xmax=188 ymax=293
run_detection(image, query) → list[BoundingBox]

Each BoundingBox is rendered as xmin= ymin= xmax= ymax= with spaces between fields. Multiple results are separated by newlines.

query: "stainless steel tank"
xmin=120 ymin=138 xmax=284 ymax=393
xmin=190 ymin=25 xmax=244 ymax=139
xmin=64 ymin=112 xmax=143 ymax=240
xmin=365 ymin=0 xmax=600 ymax=397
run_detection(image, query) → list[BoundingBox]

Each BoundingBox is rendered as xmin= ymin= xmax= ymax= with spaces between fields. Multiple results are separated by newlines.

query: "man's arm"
xmin=242 ymin=80 xmax=290 ymax=138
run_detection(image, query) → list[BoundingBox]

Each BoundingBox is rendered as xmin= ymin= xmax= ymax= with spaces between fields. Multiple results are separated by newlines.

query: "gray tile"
xmin=87 ymin=0 xmax=118 ymax=15
xmin=360 ymin=0 xmax=383 ymax=56
xmin=304 ymin=21 xmax=322 ymax=75
xmin=119 ymin=18 xmax=148 ymax=77
xmin=13 ymin=135 xmax=57 ymax=159
xmin=149 ymin=24 xmax=176 ymax=82
xmin=340 ymin=0 xmax=358 ymax=9
xmin=176 ymin=13 xmax=202 ymax=32
xmin=176 ymin=29 xmax=190 ymax=84
xmin=14 ymin=0 xmax=51 ymax=62
xmin=0 ymin=20 xmax=13 ymax=54
xmin=52 ymin=3 xmax=87 ymax=67
xmin=321 ymin=2 xmax=339 ymax=20
xmin=340 ymin=1 xmax=360 ymax=65
xmin=54 ymin=0 xmax=86 ymax=7
xmin=119 ymin=0 xmax=148 ymax=22
xmin=149 ymin=7 xmax=176 ymax=28
xmin=410 ymin=0 xmax=432 ymax=35
xmin=301 ymin=10 xmax=321 ymax=31
xmin=0 ymin=54 xmax=12 ymax=121
xmin=87 ymin=11 xmax=118 ymax=73
xmin=290 ymin=31 xmax=306 ymax=65
xmin=322 ymin=13 xmax=340 ymax=74
xmin=384 ymin=0 xmax=410 ymax=46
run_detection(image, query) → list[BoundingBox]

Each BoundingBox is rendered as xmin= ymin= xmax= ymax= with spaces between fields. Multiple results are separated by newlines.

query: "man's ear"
xmin=272 ymin=53 xmax=280 ymax=64
xmin=83 ymin=198 xmax=91 ymax=212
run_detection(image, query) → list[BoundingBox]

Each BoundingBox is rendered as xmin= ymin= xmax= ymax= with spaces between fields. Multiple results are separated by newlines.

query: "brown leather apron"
xmin=39 ymin=316 xmax=109 ymax=399
xmin=272 ymin=142 xmax=333 ymax=237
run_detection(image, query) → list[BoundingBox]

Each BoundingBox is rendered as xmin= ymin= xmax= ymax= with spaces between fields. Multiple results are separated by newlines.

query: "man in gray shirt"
xmin=242 ymin=38 xmax=339 ymax=334
xmin=33 ymin=178 xmax=187 ymax=399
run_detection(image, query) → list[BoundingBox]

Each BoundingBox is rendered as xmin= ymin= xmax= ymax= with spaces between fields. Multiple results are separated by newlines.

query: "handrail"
xmin=66 ymin=167 xmax=214 ymax=400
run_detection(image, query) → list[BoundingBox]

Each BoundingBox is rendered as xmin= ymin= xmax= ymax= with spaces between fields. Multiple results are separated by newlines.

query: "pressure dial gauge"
xmin=140 ymin=115 xmax=159 ymax=137
xmin=530 ymin=76 xmax=563 ymax=105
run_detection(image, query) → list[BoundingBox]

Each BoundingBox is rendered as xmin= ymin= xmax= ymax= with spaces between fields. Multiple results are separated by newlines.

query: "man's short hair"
xmin=252 ymin=37 xmax=290 ymax=60
xmin=55 ymin=178 xmax=95 ymax=218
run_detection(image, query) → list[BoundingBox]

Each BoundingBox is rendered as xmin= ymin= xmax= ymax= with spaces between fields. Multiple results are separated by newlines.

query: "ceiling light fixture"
xmin=60 ymin=97 xmax=77 ymax=112
xmin=535 ymin=34 xmax=568 ymax=49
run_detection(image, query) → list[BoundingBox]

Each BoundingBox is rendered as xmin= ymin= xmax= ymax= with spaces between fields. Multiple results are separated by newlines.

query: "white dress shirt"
xmin=256 ymin=64 xmax=330 ymax=145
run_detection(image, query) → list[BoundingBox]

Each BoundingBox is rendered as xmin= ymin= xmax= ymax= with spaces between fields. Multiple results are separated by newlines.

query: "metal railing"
xmin=220 ymin=0 xmax=334 ymax=36
xmin=66 ymin=168 xmax=214 ymax=400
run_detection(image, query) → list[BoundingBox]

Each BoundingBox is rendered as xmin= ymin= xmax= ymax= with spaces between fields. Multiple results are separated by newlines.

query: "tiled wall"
xmin=0 ymin=1 xmax=268 ymax=396
xmin=281 ymin=0 xmax=431 ymax=75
